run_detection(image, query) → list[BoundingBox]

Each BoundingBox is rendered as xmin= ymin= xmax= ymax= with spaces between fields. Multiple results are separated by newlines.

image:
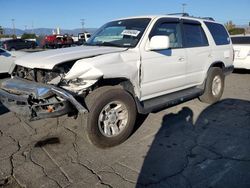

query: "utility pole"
xmin=80 ymin=19 xmax=85 ymax=32
xmin=0 ymin=26 xmax=4 ymax=35
xmin=11 ymin=18 xmax=16 ymax=36
xmin=31 ymin=21 xmax=34 ymax=34
xmin=182 ymin=3 xmax=187 ymax=14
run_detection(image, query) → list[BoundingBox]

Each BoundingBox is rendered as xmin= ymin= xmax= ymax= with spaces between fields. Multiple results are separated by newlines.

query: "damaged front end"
xmin=0 ymin=65 xmax=88 ymax=120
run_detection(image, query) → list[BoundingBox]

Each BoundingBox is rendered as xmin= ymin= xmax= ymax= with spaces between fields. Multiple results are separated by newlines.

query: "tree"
xmin=21 ymin=33 xmax=37 ymax=39
xmin=229 ymin=28 xmax=245 ymax=35
xmin=225 ymin=21 xmax=235 ymax=31
xmin=0 ymin=26 xmax=4 ymax=35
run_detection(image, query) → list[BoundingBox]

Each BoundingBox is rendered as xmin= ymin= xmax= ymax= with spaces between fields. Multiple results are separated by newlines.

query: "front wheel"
xmin=199 ymin=67 xmax=225 ymax=104
xmin=82 ymin=86 xmax=137 ymax=148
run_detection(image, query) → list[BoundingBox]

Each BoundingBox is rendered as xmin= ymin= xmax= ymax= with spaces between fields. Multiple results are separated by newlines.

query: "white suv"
xmin=231 ymin=35 xmax=250 ymax=70
xmin=0 ymin=14 xmax=234 ymax=148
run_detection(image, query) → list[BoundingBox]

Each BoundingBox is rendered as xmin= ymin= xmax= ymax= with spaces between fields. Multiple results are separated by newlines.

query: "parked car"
xmin=2 ymin=39 xmax=37 ymax=51
xmin=0 ymin=14 xmax=234 ymax=148
xmin=41 ymin=34 xmax=74 ymax=48
xmin=0 ymin=48 xmax=27 ymax=74
xmin=77 ymin=32 xmax=91 ymax=45
xmin=231 ymin=35 xmax=250 ymax=70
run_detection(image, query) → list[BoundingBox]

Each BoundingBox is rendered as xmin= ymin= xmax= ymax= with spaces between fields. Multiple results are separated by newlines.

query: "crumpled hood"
xmin=15 ymin=46 xmax=127 ymax=69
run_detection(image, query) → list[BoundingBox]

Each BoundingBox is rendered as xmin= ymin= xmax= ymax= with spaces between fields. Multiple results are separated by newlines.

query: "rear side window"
xmin=231 ymin=37 xmax=250 ymax=44
xmin=183 ymin=23 xmax=208 ymax=47
xmin=205 ymin=22 xmax=230 ymax=45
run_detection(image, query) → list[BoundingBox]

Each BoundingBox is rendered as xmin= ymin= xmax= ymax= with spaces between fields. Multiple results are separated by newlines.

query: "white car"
xmin=0 ymin=14 xmax=234 ymax=148
xmin=231 ymin=36 xmax=250 ymax=70
xmin=0 ymin=48 xmax=27 ymax=74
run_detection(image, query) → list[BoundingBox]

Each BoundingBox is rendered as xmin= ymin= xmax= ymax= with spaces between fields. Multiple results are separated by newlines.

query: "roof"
xmin=113 ymin=14 xmax=216 ymax=23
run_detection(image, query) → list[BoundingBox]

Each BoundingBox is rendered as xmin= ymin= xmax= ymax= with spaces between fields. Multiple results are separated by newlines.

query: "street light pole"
xmin=31 ymin=21 xmax=34 ymax=34
xmin=80 ymin=19 xmax=85 ymax=32
xmin=11 ymin=18 xmax=16 ymax=36
xmin=182 ymin=3 xmax=187 ymax=14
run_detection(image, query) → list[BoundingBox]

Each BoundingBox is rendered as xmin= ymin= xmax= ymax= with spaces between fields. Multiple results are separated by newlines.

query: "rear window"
xmin=205 ymin=22 xmax=230 ymax=45
xmin=231 ymin=36 xmax=250 ymax=44
xmin=183 ymin=23 xmax=208 ymax=47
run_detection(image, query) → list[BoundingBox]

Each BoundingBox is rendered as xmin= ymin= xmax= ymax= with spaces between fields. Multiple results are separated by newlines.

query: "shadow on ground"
xmin=233 ymin=69 xmax=250 ymax=74
xmin=34 ymin=137 xmax=61 ymax=147
xmin=0 ymin=104 xmax=9 ymax=115
xmin=137 ymin=99 xmax=250 ymax=188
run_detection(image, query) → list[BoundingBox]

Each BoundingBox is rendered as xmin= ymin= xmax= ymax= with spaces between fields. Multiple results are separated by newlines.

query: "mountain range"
xmin=3 ymin=24 xmax=249 ymax=36
xmin=3 ymin=28 xmax=97 ymax=36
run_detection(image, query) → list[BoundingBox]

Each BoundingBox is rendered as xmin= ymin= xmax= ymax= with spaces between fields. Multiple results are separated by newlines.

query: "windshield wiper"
xmin=84 ymin=42 xmax=124 ymax=48
xmin=101 ymin=42 xmax=124 ymax=47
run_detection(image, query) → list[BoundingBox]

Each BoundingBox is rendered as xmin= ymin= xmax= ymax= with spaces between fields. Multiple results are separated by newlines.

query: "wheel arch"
xmin=96 ymin=77 xmax=137 ymax=97
xmin=209 ymin=61 xmax=226 ymax=69
xmin=200 ymin=61 xmax=226 ymax=91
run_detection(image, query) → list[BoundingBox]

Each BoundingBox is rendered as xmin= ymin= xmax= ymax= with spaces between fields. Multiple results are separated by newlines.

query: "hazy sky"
xmin=0 ymin=0 xmax=249 ymax=29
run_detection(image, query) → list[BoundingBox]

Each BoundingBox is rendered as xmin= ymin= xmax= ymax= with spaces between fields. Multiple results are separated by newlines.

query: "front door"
xmin=140 ymin=19 xmax=187 ymax=101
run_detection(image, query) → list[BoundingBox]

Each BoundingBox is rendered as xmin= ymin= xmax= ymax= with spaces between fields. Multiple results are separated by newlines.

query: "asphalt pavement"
xmin=0 ymin=70 xmax=250 ymax=188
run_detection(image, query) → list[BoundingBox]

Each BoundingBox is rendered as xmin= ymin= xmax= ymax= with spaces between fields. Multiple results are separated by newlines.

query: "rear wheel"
xmin=81 ymin=86 xmax=137 ymax=148
xmin=199 ymin=67 xmax=225 ymax=104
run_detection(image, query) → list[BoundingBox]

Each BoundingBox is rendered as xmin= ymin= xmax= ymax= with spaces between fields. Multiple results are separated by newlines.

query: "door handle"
xmin=178 ymin=57 xmax=185 ymax=62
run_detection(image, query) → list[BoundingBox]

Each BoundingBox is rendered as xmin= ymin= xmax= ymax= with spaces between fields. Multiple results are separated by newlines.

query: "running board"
xmin=136 ymin=87 xmax=203 ymax=114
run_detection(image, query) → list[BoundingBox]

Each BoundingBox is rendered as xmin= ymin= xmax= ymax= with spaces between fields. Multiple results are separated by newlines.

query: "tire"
xmin=81 ymin=86 xmax=137 ymax=148
xmin=199 ymin=67 xmax=225 ymax=104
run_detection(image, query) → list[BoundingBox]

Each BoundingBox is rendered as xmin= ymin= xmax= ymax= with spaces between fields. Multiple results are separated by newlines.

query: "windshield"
xmin=86 ymin=18 xmax=151 ymax=48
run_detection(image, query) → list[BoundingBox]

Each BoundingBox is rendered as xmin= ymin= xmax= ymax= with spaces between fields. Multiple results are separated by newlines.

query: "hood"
xmin=15 ymin=45 xmax=127 ymax=69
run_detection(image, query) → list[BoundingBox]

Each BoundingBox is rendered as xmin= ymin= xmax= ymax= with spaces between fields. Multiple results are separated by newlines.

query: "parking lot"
xmin=0 ymin=70 xmax=249 ymax=188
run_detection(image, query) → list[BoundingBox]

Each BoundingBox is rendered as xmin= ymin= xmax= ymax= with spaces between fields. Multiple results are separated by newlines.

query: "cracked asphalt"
xmin=0 ymin=70 xmax=250 ymax=188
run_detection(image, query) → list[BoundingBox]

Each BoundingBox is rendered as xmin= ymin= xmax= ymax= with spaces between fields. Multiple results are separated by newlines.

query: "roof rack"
xmin=201 ymin=17 xmax=215 ymax=21
xmin=167 ymin=13 xmax=190 ymax=17
xmin=167 ymin=13 xmax=215 ymax=21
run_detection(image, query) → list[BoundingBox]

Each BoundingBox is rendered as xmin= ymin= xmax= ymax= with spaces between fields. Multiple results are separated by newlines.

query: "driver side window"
xmin=151 ymin=22 xmax=183 ymax=48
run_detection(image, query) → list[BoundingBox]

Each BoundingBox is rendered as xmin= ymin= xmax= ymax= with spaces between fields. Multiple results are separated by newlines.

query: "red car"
xmin=42 ymin=35 xmax=74 ymax=49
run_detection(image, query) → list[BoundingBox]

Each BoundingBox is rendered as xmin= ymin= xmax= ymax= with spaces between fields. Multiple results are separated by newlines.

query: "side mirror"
xmin=149 ymin=36 xmax=170 ymax=51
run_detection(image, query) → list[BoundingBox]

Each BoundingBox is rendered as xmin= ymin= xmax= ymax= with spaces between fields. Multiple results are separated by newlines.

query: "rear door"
xmin=20 ymin=39 xmax=28 ymax=49
xmin=15 ymin=39 xmax=23 ymax=50
xmin=182 ymin=19 xmax=211 ymax=86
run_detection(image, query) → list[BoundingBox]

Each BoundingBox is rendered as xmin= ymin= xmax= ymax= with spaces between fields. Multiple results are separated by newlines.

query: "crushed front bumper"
xmin=0 ymin=78 xmax=87 ymax=120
